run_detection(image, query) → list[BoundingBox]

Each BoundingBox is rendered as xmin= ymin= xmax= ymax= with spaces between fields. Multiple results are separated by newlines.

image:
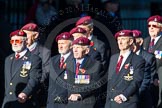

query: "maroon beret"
xmin=115 ymin=30 xmax=133 ymax=39
xmin=132 ymin=30 xmax=142 ymax=38
xmin=10 ymin=30 xmax=27 ymax=37
xmin=72 ymin=37 xmax=90 ymax=45
xmin=147 ymin=15 xmax=162 ymax=23
xmin=21 ymin=23 xmax=38 ymax=31
xmin=76 ymin=16 xmax=93 ymax=26
xmin=70 ymin=27 xmax=87 ymax=35
xmin=56 ymin=32 xmax=72 ymax=42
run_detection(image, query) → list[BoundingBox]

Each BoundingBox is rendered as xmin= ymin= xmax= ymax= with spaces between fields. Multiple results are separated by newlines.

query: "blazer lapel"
xmin=6 ymin=55 xmax=14 ymax=82
xmin=108 ymin=54 xmax=119 ymax=80
xmin=153 ymin=36 xmax=162 ymax=51
xmin=143 ymin=37 xmax=151 ymax=51
xmin=111 ymin=53 xmax=134 ymax=87
xmin=11 ymin=51 xmax=30 ymax=79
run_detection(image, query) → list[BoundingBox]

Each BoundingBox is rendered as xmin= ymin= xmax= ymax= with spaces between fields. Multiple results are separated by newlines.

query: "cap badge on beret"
xmin=78 ymin=28 xmax=81 ymax=32
xmin=119 ymin=32 xmax=125 ymax=35
xmin=63 ymin=35 xmax=66 ymax=38
xmin=79 ymin=40 xmax=83 ymax=44
xmin=18 ymin=30 xmax=25 ymax=36
xmin=29 ymin=26 xmax=32 ymax=30
xmin=154 ymin=18 xmax=157 ymax=22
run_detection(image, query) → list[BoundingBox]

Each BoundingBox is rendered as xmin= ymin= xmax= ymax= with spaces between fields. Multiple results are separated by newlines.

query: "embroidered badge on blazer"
xmin=20 ymin=61 xmax=31 ymax=77
xmin=75 ymin=74 xmax=90 ymax=84
xmin=124 ymin=66 xmax=134 ymax=81
xmin=154 ymin=50 xmax=162 ymax=59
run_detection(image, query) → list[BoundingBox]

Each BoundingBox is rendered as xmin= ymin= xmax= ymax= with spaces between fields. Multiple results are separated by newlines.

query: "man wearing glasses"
xmin=143 ymin=15 xmax=162 ymax=108
xmin=2 ymin=30 xmax=42 ymax=108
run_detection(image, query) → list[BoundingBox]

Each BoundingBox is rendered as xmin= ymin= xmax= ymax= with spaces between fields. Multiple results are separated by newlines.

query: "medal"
xmin=129 ymin=66 xmax=134 ymax=75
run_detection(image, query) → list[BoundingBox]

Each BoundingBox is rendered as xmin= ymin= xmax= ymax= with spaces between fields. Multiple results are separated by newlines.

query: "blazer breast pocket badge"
xmin=75 ymin=74 xmax=90 ymax=84
xmin=124 ymin=66 xmax=134 ymax=81
xmin=20 ymin=61 xmax=31 ymax=77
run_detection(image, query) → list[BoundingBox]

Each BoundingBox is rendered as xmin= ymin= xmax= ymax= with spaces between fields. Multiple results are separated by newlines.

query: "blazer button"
xmin=10 ymin=83 xmax=13 ymax=85
xmin=112 ymin=88 xmax=114 ymax=91
xmin=110 ymin=98 xmax=113 ymax=101
xmin=9 ymin=92 xmax=12 ymax=95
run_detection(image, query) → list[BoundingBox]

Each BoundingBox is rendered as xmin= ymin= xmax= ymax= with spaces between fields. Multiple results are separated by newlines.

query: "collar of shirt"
xmin=76 ymin=58 xmax=84 ymax=66
xmin=119 ymin=50 xmax=131 ymax=70
xmin=88 ymin=35 xmax=93 ymax=40
xmin=15 ymin=49 xmax=28 ymax=58
xmin=136 ymin=50 xmax=140 ymax=55
xmin=28 ymin=42 xmax=37 ymax=52
xmin=61 ymin=51 xmax=71 ymax=62
xmin=151 ymin=35 xmax=161 ymax=45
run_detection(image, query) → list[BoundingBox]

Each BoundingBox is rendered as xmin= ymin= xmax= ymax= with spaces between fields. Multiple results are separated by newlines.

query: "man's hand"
xmin=114 ymin=95 xmax=123 ymax=104
xmin=18 ymin=92 xmax=27 ymax=103
xmin=68 ymin=94 xmax=81 ymax=101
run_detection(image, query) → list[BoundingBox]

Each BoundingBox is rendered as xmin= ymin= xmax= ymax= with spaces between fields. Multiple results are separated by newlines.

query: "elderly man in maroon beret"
xmin=2 ymin=30 xmax=42 ymax=108
xmin=70 ymin=27 xmax=101 ymax=61
xmin=132 ymin=30 xmax=156 ymax=108
xmin=76 ymin=16 xmax=108 ymax=71
xmin=143 ymin=15 xmax=162 ymax=108
xmin=47 ymin=32 xmax=73 ymax=108
xmin=105 ymin=30 xmax=145 ymax=108
xmin=21 ymin=23 xmax=51 ymax=107
xmin=65 ymin=37 xmax=104 ymax=108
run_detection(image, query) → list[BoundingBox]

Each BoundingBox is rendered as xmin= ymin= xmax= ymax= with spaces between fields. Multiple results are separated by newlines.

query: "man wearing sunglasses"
xmin=143 ymin=15 xmax=162 ymax=108
xmin=2 ymin=30 xmax=42 ymax=108
xmin=21 ymin=23 xmax=51 ymax=107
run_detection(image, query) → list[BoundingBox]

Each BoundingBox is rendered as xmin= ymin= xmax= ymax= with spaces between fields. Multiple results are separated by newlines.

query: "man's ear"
xmin=139 ymin=38 xmax=144 ymax=46
xmin=85 ymin=47 xmax=90 ymax=54
xmin=33 ymin=32 xmax=39 ymax=39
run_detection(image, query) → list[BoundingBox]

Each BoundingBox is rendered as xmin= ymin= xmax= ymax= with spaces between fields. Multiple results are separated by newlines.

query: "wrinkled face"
xmin=148 ymin=21 xmax=161 ymax=38
xmin=23 ymin=30 xmax=38 ymax=47
xmin=117 ymin=36 xmax=133 ymax=51
xmin=135 ymin=38 xmax=142 ymax=46
xmin=10 ymin=36 xmax=26 ymax=53
xmin=73 ymin=44 xmax=89 ymax=59
xmin=58 ymin=40 xmax=72 ymax=55
xmin=132 ymin=38 xmax=142 ymax=52
xmin=72 ymin=33 xmax=87 ymax=40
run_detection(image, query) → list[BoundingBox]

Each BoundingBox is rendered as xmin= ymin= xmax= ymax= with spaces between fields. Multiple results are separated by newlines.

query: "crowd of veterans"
xmin=0 ymin=14 xmax=162 ymax=108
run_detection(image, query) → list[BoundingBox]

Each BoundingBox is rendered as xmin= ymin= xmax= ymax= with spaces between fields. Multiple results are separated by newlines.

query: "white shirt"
xmin=119 ymin=51 xmax=131 ymax=71
xmin=136 ymin=50 xmax=140 ymax=55
xmin=15 ymin=49 xmax=28 ymax=58
xmin=76 ymin=58 xmax=84 ymax=66
xmin=88 ymin=35 xmax=93 ymax=40
xmin=61 ymin=52 xmax=71 ymax=62
xmin=151 ymin=35 xmax=161 ymax=45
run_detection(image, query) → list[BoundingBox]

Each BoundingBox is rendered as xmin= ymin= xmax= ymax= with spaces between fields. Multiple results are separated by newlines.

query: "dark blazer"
xmin=105 ymin=52 xmax=145 ymax=108
xmin=46 ymin=54 xmax=73 ymax=108
xmin=91 ymin=36 xmax=108 ymax=71
xmin=138 ymin=49 xmax=156 ymax=108
xmin=30 ymin=43 xmax=51 ymax=82
xmin=2 ymin=50 xmax=42 ymax=108
xmin=143 ymin=36 xmax=162 ymax=107
xmin=88 ymin=47 xmax=101 ymax=61
xmin=138 ymin=49 xmax=156 ymax=92
xmin=66 ymin=55 xmax=104 ymax=108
